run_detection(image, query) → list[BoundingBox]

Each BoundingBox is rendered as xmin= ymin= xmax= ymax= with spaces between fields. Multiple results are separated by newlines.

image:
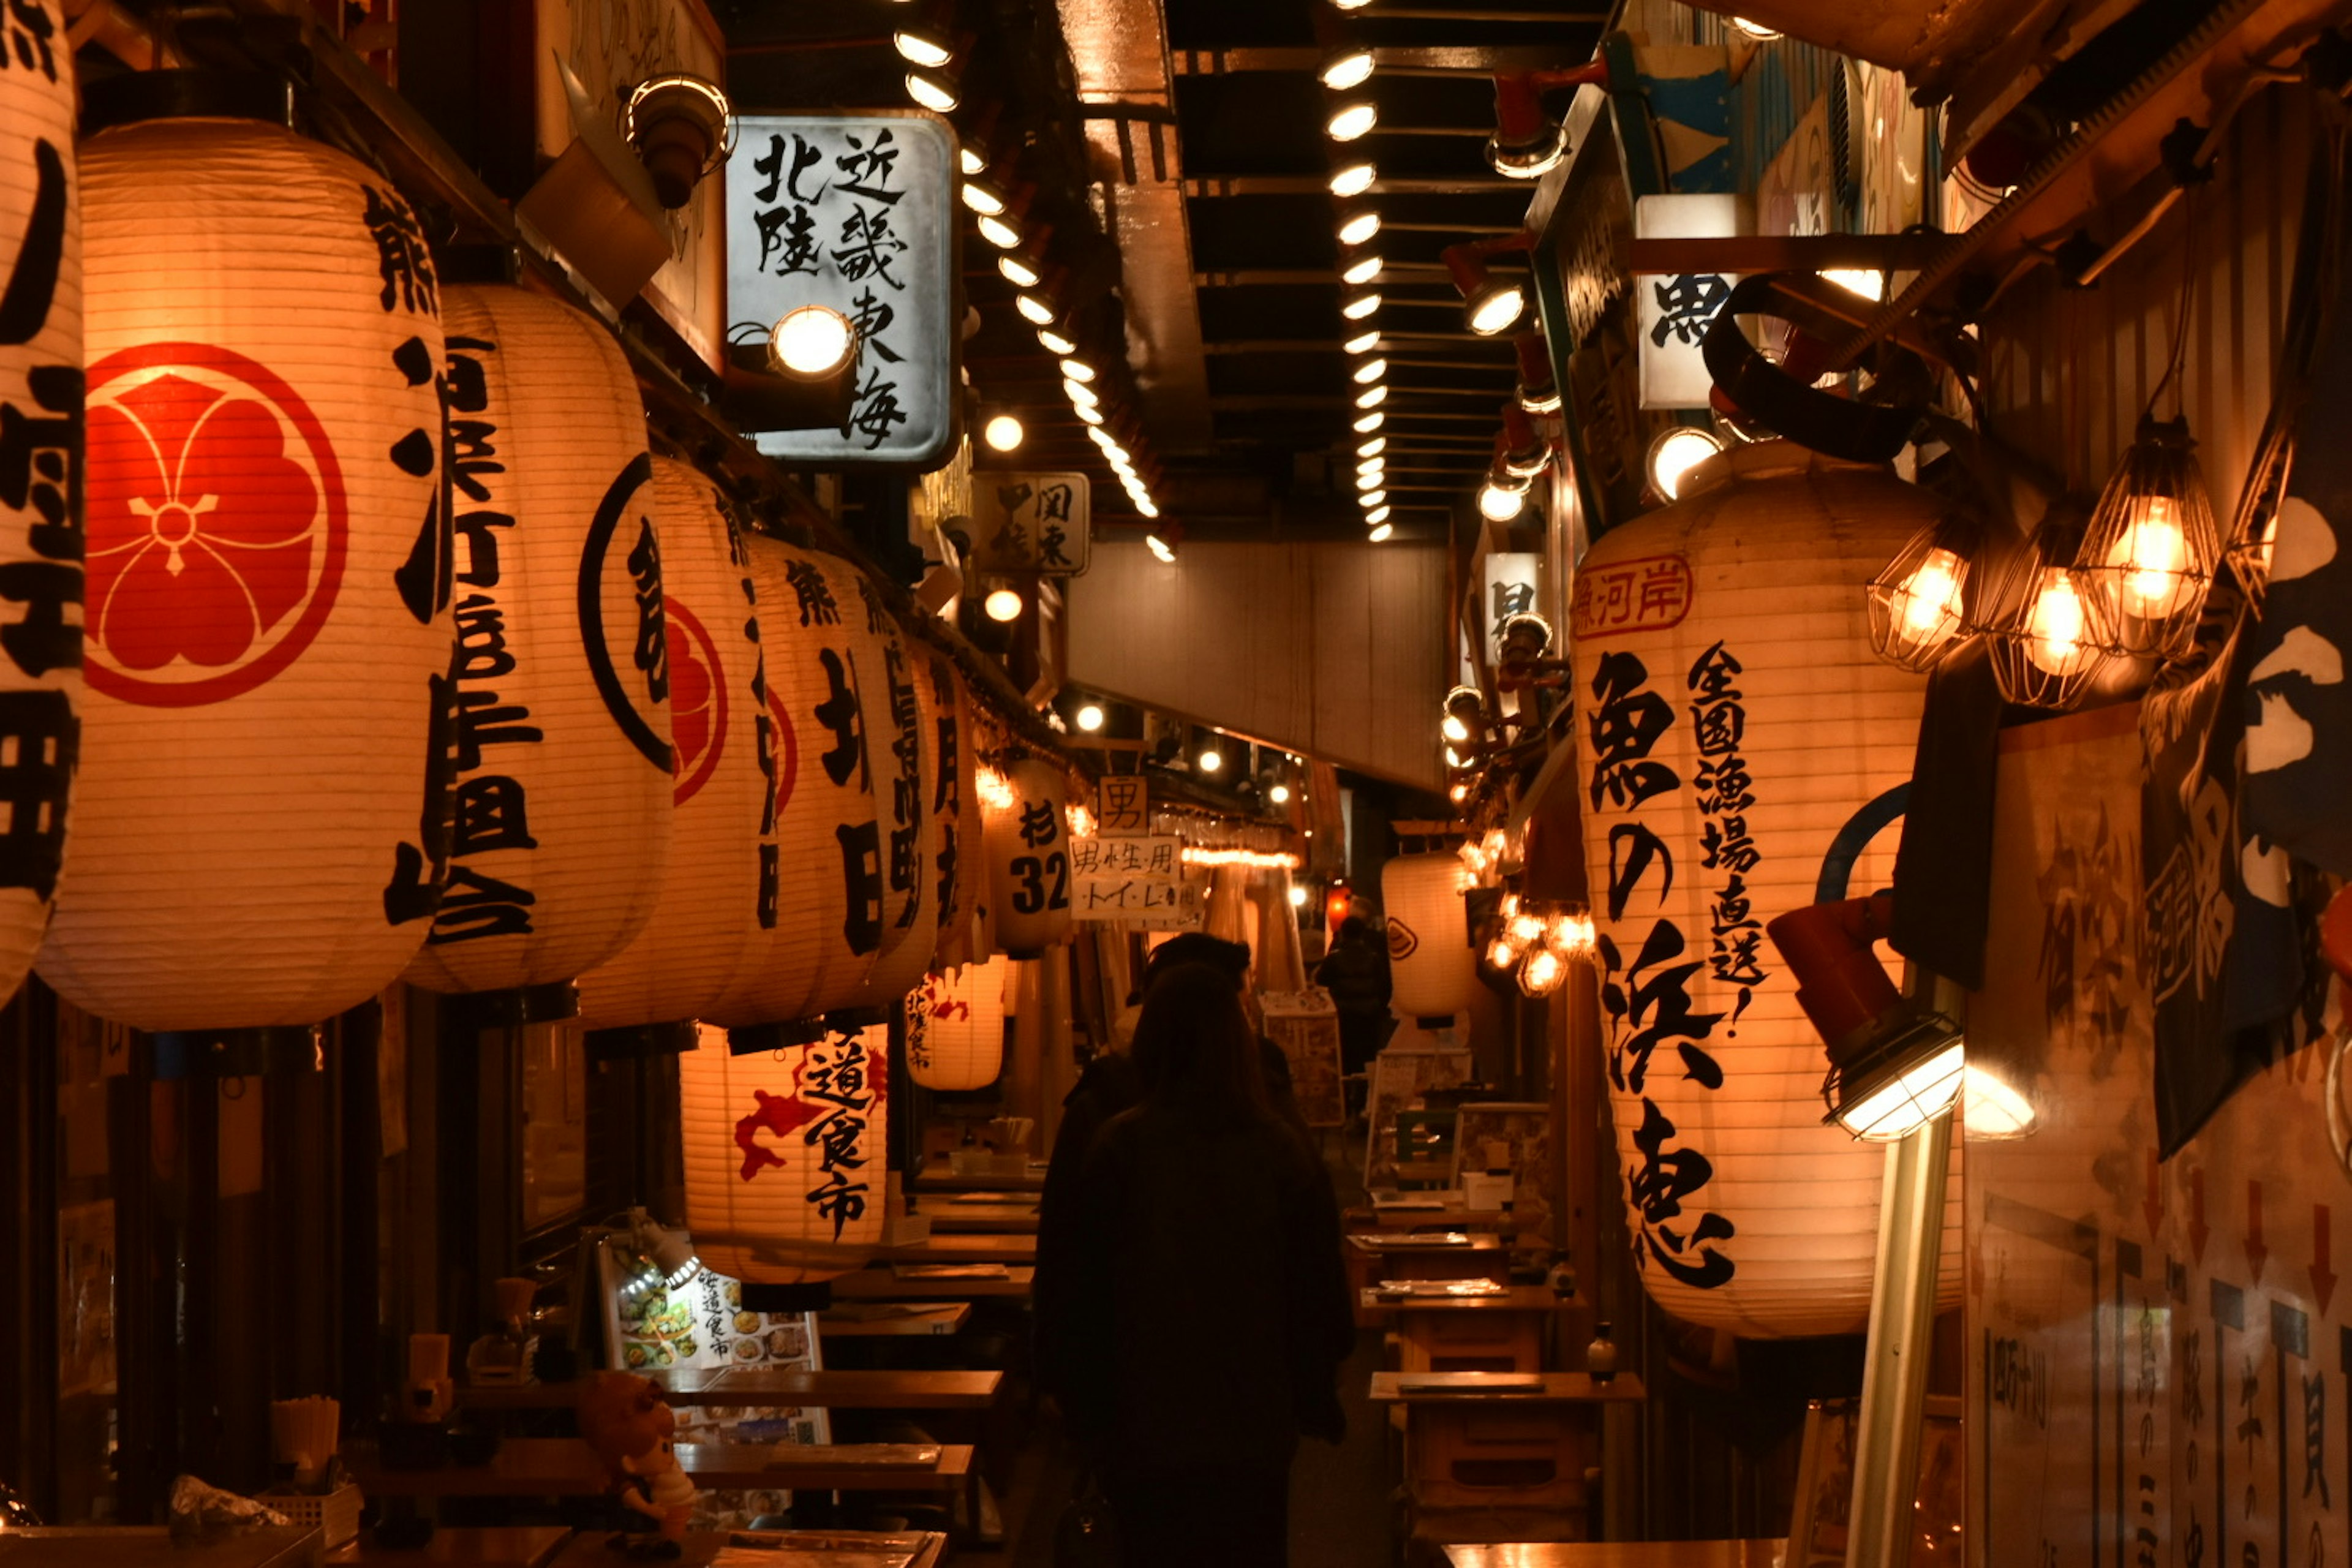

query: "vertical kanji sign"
xmin=1633 ymin=194 xmax=1740 ymax=410
xmin=968 ymin=472 xmax=1090 ymax=575
xmin=726 ymin=113 xmax=957 ymax=468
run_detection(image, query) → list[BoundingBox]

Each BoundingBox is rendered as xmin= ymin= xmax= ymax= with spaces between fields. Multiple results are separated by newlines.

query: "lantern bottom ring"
xmin=445 ymin=981 xmax=581 ymax=1031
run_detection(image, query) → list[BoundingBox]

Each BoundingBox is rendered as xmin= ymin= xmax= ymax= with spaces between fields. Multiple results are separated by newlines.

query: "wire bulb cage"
xmin=1981 ymin=515 xmax=2117 ymax=710
xmin=2072 ymin=415 xmax=2220 ymax=664
xmin=1864 ymin=517 xmax=1975 ymax=673
xmin=2223 ymin=415 xmax=2294 ymax=609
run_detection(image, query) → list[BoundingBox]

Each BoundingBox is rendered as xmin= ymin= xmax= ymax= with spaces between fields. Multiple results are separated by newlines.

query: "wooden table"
xmin=1350 ymin=1199 xmax=1520 ymax=1233
xmin=548 ymin=1530 xmax=948 ymax=1568
xmin=877 ymin=1232 xmax=1037 ymax=1265
xmin=1358 ymin=1284 xmax=1594 ymax=1371
xmin=918 ymin=1200 xmax=1041 ymax=1233
xmin=831 ymin=1264 xmax=1035 ymax=1301
xmin=1370 ymin=1371 xmax=1646 ymax=1405
xmin=1376 ymin=1373 xmax=1645 ymax=1530
xmin=326 ymin=1528 xmax=574 ymax=1567
xmin=910 ymin=1162 xmax=1046 ymax=1193
xmin=1445 ymin=1544 xmax=1787 ymax=1567
xmin=459 ymin=1369 xmax=1001 ymax=1412
xmin=818 ymin=1302 xmax=973 ymax=1338
xmin=352 ymin=1438 xmax=974 ymax=1496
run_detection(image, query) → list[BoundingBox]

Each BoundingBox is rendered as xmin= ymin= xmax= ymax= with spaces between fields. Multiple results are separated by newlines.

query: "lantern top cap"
xmin=1664 ymin=433 xmax=1898 ymax=504
xmin=85 ymin=69 xmax=295 ymax=136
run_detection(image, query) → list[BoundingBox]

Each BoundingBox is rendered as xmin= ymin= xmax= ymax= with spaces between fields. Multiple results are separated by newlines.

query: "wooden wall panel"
xmin=1066 ymin=540 xmax=1449 ymax=789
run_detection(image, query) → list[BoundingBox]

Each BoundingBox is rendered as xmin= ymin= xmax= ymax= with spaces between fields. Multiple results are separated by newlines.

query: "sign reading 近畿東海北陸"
xmin=726 ymin=111 xmax=957 ymax=468
xmin=967 ymin=473 xmax=1090 ymax=576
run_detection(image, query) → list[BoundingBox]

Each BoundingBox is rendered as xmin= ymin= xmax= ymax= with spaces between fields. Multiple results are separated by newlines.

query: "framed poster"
xmin=533 ymin=0 xmax=728 ymax=368
xmin=1362 ymin=1041 xmax=1473 ymax=1191
xmin=1449 ymin=1101 xmax=1553 ymax=1237
xmin=1261 ymin=989 xmax=1345 ymax=1128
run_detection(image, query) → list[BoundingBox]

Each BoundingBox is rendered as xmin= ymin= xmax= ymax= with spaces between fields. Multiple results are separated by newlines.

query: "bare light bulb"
xmin=1363 ymin=503 xmax=1390 ymax=524
xmin=1344 ymin=328 xmax=1380 ymax=355
xmin=984 ymin=588 xmax=1023 ymax=623
xmin=1076 ymin=703 xmax=1105 ymax=732
xmin=1360 ymin=488 xmax=1387 ymax=509
xmin=1441 ymin=714 xmax=1469 ymax=743
xmin=1287 ymin=882 xmax=1310 ymax=906
xmin=1342 ymin=254 xmax=1384 ymax=285
xmin=1270 ymin=783 xmax=1292 ymax=804
xmin=1368 ymin=521 xmax=1394 ymax=541
xmin=2023 ymin=569 xmax=2093 ymax=677
xmin=998 ymin=252 xmax=1042 ymax=287
xmin=1016 ymin=293 xmax=1056 ymax=325
xmin=2110 ymin=497 xmax=2193 ymax=615
xmin=1197 ymin=747 xmax=1224 ymax=773
xmin=1352 ymin=410 xmax=1385 ymax=434
xmin=905 ymin=70 xmax=959 ymax=112
xmin=1897 ymin=546 xmax=1965 ymax=638
xmin=977 ymin=212 xmax=1022 ymax=249
xmin=1342 ymin=291 xmax=1382 ymax=320
xmin=982 ymin=414 xmax=1025 ymax=453
xmin=1038 ymin=326 xmax=1077 ymax=355
xmin=1060 ymin=356 xmax=1096 ymax=382
xmin=1358 ymin=437 xmax=1385 ymax=458
xmin=1352 ymin=357 xmax=1387 ymax=384
xmin=1320 ymin=48 xmax=1374 ymax=89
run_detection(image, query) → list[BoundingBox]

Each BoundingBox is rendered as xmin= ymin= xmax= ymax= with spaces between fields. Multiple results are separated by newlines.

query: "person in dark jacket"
xmin=1314 ymin=914 xmax=1393 ymax=1077
xmin=1035 ymin=932 xmax=1309 ymax=1406
xmin=1056 ymin=963 xmax=1355 ymax=1568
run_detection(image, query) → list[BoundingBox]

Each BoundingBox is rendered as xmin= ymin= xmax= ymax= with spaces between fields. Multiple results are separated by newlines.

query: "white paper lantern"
xmin=0 ymin=3 xmax=81 ymax=1011
xmin=680 ymin=1019 xmax=888 ymax=1283
xmin=1570 ymin=441 xmax=1952 ymax=1337
xmin=576 ymin=459 xmax=771 ymax=1032
xmin=702 ymin=540 xmax=883 ymax=1031
xmin=985 ymin=758 xmax=1072 ymax=957
xmin=906 ymin=956 xmax=1008 ymax=1090
xmin=42 ymin=111 xmax=451 ymax=1030
xmin=400 ymin=284 xmax=671 ymax=1000
xmin=927 ymin=660 xmax=981 ymax=964
xmin=1382 ymin=854 xmax=1479 ymax=1020
xmin=840 ymin=574 xmax=937 ymax=1011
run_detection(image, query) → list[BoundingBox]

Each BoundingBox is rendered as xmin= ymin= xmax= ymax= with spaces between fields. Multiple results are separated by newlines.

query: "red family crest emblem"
xmin=83 ymin=344 xmax=348 ymax=706
xmin=663 ymin=597 xmax=728 ymax=805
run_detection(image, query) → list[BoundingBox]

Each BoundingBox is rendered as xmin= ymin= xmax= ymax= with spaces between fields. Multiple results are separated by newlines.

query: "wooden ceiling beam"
xmin=1183 ymin=175 xmax=1526 ymax=197
xmin=1170 ymin=45 xmax=1584 ymax=75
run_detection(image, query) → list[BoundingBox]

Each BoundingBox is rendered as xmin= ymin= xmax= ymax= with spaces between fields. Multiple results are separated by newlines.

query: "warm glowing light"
xmin=768 ymin=304 xmax=855 ymax=377
xmin=1364 ymin=505 xmax=1390 ymax=525
xmin=1182 ymin=847 xmax=1302 ymax=869
xmin=1448 ymin=782 xmax=1468 ymax=803
xmin=1270 ymin=783 xmax=1292 ymax=804
xmin=1330 ymin=162 xmax=1376 ymax=197
xmin=1352 ymin=357 xmax=1387 ymax=384
xmin=1327 ymin=102 xmax=1378 ymax=141
xmin=1068 ymin=804 xmax=1098 ymax=839
xmin=1441 ymin=714 xmax=1469 ymax=744
xmin=1729 ymin=16 xmax=1782 ymax=39
xmin=1838 ymin=1042 xmax=1965 ymax=1140
xmin=1135 ymin=496 xmax=1161 ymax=519
xmin=1486 ymin=936 xmax=1523 ymax=970
xmin=894 ymin=28 xmax=954 ymax=67
xmin=1064 ymin=377 xmax=1098 ymax=407
xmin=1468 ymin=281 xmax=1527 ymax=335
xmin=1896 ymin=546 xmax=1965 ymax=637
xmin=998 ymin=252 xmax=1041 ymax=287
xmin=1344 ymin=328 xmax=1380 ymax=355
xmin=1354 ymin=384 xmax=1387 ymax=409
xmin=1547 ymin=911 xmax=1595 ymax=957
xmin=976 ymin=211 xmax=1022 ymax=249
xmin=1038 ymin=327 xmax=1077 ymax=355
xmin=1508 ymin=913 xmax=1545 ymax=946
xmin=1821 ymin=268 xmax=1885 ymax=301
xmin=1518 ymin=946 xmax=1567 ymax=995
xmin=983 ymin=587 xmax=1023 ymax=623
xmin=1147 ymin=533 xmax=1177 ymax=563
xmin=2024 ymin=570 xmax=2094 ymax=677
xmin=1357 ymin=437 xmax=1385 ymax=458
xmin=974 ymin=766 xmax=1017 ymax=812
xmin=1320 ymin=48 xmax=1374 ymax=89
xmin=2108 ymin=497 xmax=2193 ymax=615
xmin=1647 ymin=426 xmax=1725 ymax=500
xmin=982 ymin=414 xmax=1025 ymax=453
xmin=1076 ymin=703 xmax=1105 ymax=732
xmin=961 ymin=179 xmax=1005 ymax=215
xmin=960 ymin=145 xmax=987 ymax=176
xmin=1016 ymin=293 xmax=1056 ymax=325
xmin=1962 ymin=1063 xmax=2036 ymax=1139
xmin=1288 ymin=883 xmax=1310 ymax=907
xmin=1196 ymin=747 xmax=1224 ymax=773
xmin=1060 ymin=356 xmax=1096 ymax=382
xmin=1477 ymin=481 xmax=1526 ymax=522
xmin=1360 ymin=489 xmax=1387 ymax=509
xmin=1352 ymin=410 xmax=1385 ymax=434
xmin=1341 ymin=292 xmax=1382 ymax=322
xmin=1338 ymin=210 xmax=1382 ymax=246
xmin=905 ymin=70 xmax=959 ymax=112
xmin=1343 ymin=254 xmax=1384 ymax=286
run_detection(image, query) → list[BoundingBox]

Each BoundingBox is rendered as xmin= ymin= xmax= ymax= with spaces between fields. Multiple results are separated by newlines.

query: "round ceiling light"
xmin=982 ymin=413 xmax=1024 ymax=452
xmin=983 ymin=587 xmax=1023 ymax=622
xmin=768 ymin=304 xmax=855 ymax=378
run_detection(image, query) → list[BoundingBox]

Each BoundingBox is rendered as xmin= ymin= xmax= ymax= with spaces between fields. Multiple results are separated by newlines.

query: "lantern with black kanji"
xmin=575 ymin=459 xmax=770 ymax=1039
xmin=1382 ymin=854 xmax=1480 ymax=1021
xmin=985 ymin=758 xmax=1072 ymax=957
xmin=400 ymin=283 xmax=673 ymax=1008
xmin=1570 ymin=440 xmax=1953 ymax=1338
xmin=0 ymin=0 xmax=81 ymax=1012
xmin=927 ymin=660 xmax=982 ymax=966
xmin=907 ymin=957 xmax=1008 ymax=1090
xmin=842 ymin=588 xmax=938 ymax=1013
xmin=40 ymin=89 xmax=452 ymax=1031
xmin=679 ymin=1020 xmax=888 ymax=1283
xmin=701 ymin=539 xmax=882 ymax=1033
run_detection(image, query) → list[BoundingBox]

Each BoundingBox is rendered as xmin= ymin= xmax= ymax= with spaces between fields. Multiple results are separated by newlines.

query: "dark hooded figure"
xmin=1049 ymin=962 xmax=1354 ymax=1567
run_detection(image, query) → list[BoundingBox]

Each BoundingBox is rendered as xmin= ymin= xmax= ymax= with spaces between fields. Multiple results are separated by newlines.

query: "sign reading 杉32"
xmin=728 ymin=111 xmax=958 ymax=467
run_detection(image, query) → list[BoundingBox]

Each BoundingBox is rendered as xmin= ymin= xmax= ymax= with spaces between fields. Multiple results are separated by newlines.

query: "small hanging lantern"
xmin=907 ymin=956 xmax=1009 ymax=1090
xmin=1864 ymin=520 xmax=1973 ymax=673
xmin=1382 ymin=853 xmax=1480 ymax=1021
xmin=2072 ymin=415 xmax=2219 ymax=663
xmin=984 ymin=758 xmax=1072 ymax=957
xmin=400 ymin=284 xmax=674 ymax=1012
xmin=1983 ymin=508 xmax=2115 ymax=710
xmin=679 ymin=1020 xmax=887 ymax=1284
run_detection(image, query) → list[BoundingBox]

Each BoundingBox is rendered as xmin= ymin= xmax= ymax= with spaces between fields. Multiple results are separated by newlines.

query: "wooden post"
xmin=1008 ymin=959 xmax=1044 ymax=1154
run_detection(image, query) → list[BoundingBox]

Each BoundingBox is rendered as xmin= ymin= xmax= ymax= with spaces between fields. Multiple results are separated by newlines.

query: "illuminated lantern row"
xmin=985 ymin=757 xmax=1072 ymax=957
xmin=576 ymin=459 xmax=770 ymax=1033
xmin=703 ymin=538 xmax=880 ymax=1030
xmin=0 ymin=2 xmax=81 ymax=1011
xmin=906 ymin=956 xmax=1008 ymax=1090
xmin=42 ymin=108 xmax=451 ymax=1031
xmin=1570 ymin=442 xmax=1953 ymax=1338
xmin=680 ymin=1019 xmax=888 ymax=1283
xmin=402 ymin=284 xmax=672 ymax=1001
xmin=1382 ymin=854 xmax=1480 ymax=1020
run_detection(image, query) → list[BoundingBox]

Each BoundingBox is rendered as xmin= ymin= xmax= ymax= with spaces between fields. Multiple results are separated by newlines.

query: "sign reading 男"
xmin=1096 ymin=775 xmax=1148 ymax=835
xmin=726 ymin=112 xmax=956 ymax=468
xmin=967 ymin=473 xmax=1089 ymax=575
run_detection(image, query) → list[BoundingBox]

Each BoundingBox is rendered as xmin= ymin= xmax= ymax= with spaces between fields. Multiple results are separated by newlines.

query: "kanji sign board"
xmin=1069 ymin=834 xmax=1198 ymax=927
xmin=728 ymin=111 xmax=957 ymax=467
xmin=968 ymin=473 xmax=1089 ymax=575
